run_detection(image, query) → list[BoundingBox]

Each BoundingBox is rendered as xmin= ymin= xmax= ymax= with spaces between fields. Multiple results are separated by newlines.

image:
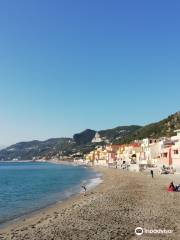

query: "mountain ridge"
xmin=0 ymin=111 xmax=179 ymax=161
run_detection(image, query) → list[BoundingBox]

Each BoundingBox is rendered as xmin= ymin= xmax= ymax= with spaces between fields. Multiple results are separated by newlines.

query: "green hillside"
xmin=114 ymin=112 xmax=180 ymax=144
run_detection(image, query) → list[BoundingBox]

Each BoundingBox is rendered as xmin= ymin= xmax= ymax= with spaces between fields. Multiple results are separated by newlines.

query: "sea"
xmin=0 ymin=162 xmax=101 ymax=224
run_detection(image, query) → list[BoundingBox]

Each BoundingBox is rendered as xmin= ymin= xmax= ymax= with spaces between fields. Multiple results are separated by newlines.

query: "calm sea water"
xmin=0 ymin=162 xmax=100 ymax=224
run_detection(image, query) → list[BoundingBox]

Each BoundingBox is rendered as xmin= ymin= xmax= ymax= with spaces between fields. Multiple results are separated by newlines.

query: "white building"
xmin=140 ymin=138 xmax=162 ymax=166
xmin=92 ymin=132 xmax=102 ymax=143
xmin=171 ymin=129 xmax=180 ymax=171
xmin=171 ymin=129 xmax=180 ymax=143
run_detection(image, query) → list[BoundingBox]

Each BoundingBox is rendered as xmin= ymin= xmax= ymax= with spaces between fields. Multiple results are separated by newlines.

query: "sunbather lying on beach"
xmin=175 ymin=184 xmax=180 ymax=192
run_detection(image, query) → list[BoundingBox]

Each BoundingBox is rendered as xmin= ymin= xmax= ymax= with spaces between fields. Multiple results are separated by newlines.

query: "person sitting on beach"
xmin=167 ymin=182 xmax=176 ymax=192
xmin=81 ymin=185 xmax=87 ymax=196
xmin=175 ymin=184 xmax=180 ymax=192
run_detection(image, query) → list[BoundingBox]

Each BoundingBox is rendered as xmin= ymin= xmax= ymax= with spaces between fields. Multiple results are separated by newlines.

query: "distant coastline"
xmin=0 ymin=160 xmax=34 ymax=163
xmin=0 ymin=159 xmax=74 ymax=164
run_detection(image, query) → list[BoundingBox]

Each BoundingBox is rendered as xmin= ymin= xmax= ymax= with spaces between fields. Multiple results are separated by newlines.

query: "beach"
xmin=0 ymin=168 xmax=180 ymax=240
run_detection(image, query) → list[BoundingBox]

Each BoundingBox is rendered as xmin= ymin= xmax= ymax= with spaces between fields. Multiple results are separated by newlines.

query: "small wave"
xmin=83 ymin=177 xmax=103 ymax=191
xmin=57 ymin=176 xmax=103 ymax=200
xmin=58 ymin=185 xmax=81 ymax=201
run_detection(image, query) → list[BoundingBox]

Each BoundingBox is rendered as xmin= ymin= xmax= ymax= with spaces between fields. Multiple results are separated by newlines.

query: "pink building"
xmin=160 ymin=147 xmax=173 ymax=166
xmin=160 ymin=130 xmax=180 ymax=170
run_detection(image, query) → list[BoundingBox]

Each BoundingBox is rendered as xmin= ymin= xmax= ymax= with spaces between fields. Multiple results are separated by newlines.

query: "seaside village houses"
xmin=74 ymin=130 xmax=180 ymax=172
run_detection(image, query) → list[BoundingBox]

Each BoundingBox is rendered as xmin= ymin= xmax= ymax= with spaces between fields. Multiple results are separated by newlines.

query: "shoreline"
xmin=0 ymin=188 xmax=87 ymax=231
xmin=0 ymin=168 xmax=180 ymax=239
xmin=0 ymin=167 xmax=105 ymax=236
xmin=0 ymin=164 xmax=102 ymax=230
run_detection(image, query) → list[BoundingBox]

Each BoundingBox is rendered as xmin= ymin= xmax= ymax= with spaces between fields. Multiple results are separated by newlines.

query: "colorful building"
xmin=159 ymin=130 xmax=180 ymax=170
xmin=83 ymin=130 xmax=180 ymax=172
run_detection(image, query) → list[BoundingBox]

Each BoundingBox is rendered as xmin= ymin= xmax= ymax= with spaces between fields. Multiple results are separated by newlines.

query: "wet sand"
xmin=0 ymin=168 xmax=180 ymax=240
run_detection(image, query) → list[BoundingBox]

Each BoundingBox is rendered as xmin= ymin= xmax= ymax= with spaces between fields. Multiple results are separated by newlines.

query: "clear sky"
xmin=0 ymin=0 xmax=180 ymax=146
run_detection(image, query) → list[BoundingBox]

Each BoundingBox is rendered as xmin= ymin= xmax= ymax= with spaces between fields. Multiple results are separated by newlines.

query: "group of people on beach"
xmin=149 ymin=169 xmax=180 ymax=192
xmin=81 ymin=171 xmax=180 ymax=196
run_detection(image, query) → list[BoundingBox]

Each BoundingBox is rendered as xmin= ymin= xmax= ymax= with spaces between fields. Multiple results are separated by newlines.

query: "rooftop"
xmin=174 ymin=129 xmax=180 ymax=132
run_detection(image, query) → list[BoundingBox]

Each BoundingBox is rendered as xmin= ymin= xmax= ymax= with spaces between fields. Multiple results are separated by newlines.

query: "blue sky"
xmin=0 ymin=0 xmax=180 ymax=145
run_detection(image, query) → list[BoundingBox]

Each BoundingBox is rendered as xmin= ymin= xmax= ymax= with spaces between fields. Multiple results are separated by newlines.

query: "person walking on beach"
xmin=150 ymin=170 xmax=154 ymax=178
xmin=81 ymin=185 xmax=87 ymax=196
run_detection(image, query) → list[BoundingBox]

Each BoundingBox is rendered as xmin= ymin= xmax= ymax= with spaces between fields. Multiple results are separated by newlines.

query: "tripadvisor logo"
xmin=135 ymin=227 xmax=143 ymax=236
xmin=135 ymin=227 xmax=173 ymax=236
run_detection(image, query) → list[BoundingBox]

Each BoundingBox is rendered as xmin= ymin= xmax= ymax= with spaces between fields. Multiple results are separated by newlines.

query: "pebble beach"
xmin=0 ymin=168 xmax=180 ymax=240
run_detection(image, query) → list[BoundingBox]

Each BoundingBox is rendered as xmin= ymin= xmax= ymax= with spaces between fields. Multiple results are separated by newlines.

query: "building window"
xmin=174 ymin=150 xmax=178 ymax=155
xmin=163 ymin=153 xmax=168 ymax=157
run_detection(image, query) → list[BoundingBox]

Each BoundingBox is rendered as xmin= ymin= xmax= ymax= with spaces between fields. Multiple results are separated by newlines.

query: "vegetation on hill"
xmin=99 ymin=125 xmax=141 ymax=142
xmin=114 ymin=112 xmax=180 ymax=144
xmin=73 ymin=129 xmax=96 ymax=145
xmin=0 ymin=138 xmax=75 ymax=161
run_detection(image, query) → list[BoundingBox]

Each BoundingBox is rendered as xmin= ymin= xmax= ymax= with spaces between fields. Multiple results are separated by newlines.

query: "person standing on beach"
xmin=150 ymin=170 xmax=154 ymax=178
xmin=81 ymin=185 xmax=87 ymax=196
